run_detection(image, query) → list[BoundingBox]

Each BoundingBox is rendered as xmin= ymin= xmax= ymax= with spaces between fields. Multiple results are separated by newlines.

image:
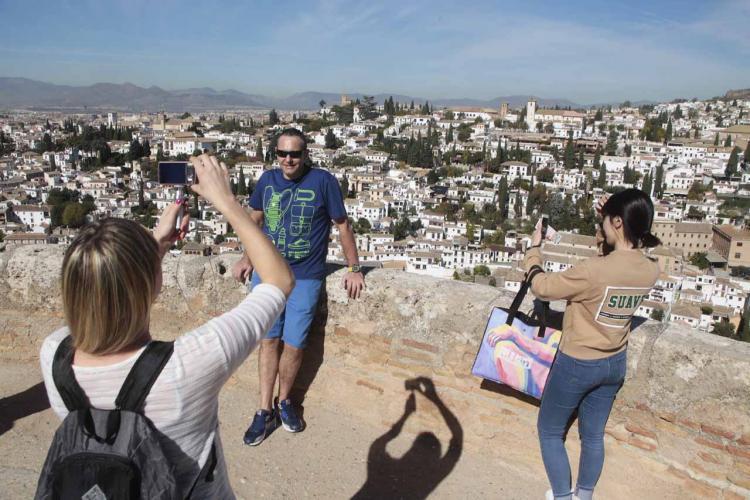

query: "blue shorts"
xmin=250 ymin=273 xmax=323 ymax=349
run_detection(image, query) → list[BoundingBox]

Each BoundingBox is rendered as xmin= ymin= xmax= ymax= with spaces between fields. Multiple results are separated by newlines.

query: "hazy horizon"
xmin=1 ymin=0 xmax=749 ymax=103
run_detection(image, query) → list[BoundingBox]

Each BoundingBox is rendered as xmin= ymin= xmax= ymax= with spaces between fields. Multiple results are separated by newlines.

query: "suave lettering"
xmin=595 ymin=286 xmax=653 ymax=328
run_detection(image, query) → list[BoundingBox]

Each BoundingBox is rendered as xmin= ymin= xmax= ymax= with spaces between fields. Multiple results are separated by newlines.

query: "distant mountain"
xmin=0 ymin=78 xmax=264 ymax=111
xmin=725 ymin=88 xmax=750 ymax=101
xmin=0 ymin=77 xmax=583 ymax=111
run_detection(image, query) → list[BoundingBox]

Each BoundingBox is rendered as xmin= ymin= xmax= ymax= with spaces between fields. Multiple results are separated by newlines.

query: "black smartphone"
xmin=540 ymin=214 xmax=549 ymax=241
xmin=158 ymin=161 xmax=194 ymax=185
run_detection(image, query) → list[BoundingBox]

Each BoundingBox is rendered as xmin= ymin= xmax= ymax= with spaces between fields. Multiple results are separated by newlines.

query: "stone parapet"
xmin=2 ymin=245 xmax=749 ymax=498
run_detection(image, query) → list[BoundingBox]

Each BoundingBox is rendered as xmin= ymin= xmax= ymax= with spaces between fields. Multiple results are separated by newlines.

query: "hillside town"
xmin=1 ymin=94 xmax=749 ymax=340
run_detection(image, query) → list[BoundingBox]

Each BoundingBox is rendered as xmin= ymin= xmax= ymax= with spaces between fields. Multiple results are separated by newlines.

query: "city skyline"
xmin=1 ymin=0 xmax=749 ymax=104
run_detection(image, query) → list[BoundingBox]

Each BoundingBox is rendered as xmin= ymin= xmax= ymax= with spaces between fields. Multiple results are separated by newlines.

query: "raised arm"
xmin=190 ymin=154 xmax=293 ymax=297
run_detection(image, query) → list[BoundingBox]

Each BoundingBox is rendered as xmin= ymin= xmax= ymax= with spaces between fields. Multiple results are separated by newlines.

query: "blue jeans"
xmin=537 ymin=350 xmax=627 ymax=498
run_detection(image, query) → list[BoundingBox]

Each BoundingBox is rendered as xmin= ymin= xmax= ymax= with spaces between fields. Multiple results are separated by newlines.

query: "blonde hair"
xmin=61 ymin=218 xmax=160 ymax=355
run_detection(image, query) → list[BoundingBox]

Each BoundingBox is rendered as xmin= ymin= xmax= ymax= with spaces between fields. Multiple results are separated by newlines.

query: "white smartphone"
xmin=536 ymin=216 xmax=561 ymax=244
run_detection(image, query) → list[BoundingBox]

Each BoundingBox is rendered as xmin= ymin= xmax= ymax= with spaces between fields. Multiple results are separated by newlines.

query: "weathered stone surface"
xmin=2 ymin=245 xmax=750 ymax=498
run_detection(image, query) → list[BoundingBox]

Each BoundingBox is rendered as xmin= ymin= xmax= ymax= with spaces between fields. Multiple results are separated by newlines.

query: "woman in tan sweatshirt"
xmin=523 ymin=189 xmax=661 ymax=500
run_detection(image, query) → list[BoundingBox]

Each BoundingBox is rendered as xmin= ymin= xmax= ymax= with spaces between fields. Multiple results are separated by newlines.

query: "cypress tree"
xmin=564 ymin=132 xmax=576 ymax=169
xmin=237 ymin=169 xmax=247 ymax=196
xmin=654 ymin=164 xmax=664 ymax=198
xmin=665 ymin=119 xmax=673 ymax=143
xmin=726 ymin=147 xmax=741 ymax=177
xmin=642 ymin=172 xmax=653 ymax=196
xmin=497 ymin=176 xmax=509 ymax=221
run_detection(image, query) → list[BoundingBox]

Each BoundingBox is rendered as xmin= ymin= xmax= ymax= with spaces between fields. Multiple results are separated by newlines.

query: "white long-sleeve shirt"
xmin=40 ymin=283 xmax=286 ymax=499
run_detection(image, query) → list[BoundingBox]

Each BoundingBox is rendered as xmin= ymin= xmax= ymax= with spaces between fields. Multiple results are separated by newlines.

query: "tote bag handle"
xmin=506 ymin=265 xmax=550 ymax=338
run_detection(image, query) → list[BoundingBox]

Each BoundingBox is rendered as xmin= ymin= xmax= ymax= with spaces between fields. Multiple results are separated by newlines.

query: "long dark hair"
xmin=601 ymin=188 xmax=661 ymax=248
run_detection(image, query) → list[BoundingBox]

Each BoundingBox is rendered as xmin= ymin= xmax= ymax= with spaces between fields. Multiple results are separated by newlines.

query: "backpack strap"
xmin=114 ymin=341 xmax=174 ymax=412
xmin=185 ymin=441 xmax=217 ymax=499
xmin=52 ymin=336 xmax=90 ymax=412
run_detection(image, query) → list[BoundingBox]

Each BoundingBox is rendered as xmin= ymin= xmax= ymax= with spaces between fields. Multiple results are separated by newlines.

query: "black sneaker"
xmin=243 ymin=409 xmax=275 ymax=446
xmin=277 ymin=398 xmax=305 ymax=433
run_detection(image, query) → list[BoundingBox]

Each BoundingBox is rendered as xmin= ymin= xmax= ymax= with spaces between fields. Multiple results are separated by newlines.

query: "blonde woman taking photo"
xmin=38 ymin=154 xmax=294 ymax=498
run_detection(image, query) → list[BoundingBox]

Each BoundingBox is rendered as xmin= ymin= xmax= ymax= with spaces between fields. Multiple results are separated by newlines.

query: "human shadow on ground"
xmin=352 ymin=377 xmax=463 ymax=500
xmin=0 ymin=382 xmax=50 ymax=437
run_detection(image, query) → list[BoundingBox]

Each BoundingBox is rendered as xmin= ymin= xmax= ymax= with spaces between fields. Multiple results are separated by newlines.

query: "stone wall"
xmin=2 ymin=245 xmax=749 ymax=499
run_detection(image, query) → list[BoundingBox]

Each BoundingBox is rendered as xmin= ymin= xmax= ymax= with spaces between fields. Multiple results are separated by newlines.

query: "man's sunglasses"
xmin=276 ymin=149 xmax=304 ymax=159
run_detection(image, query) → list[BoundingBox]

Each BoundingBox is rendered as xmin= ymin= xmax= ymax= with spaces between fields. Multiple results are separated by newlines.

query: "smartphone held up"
xmin=158 ymin=161 xmax=195 ymax=231
xmin=535 ymin=214 xmax=561 ymax=245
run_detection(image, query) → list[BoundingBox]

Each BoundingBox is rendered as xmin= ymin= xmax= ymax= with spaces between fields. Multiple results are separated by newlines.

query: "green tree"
xmin=339 ymin=177 xmax=349 ymax=198
xmin=745 ymin=141 xmax=750 ymax=163
xmin=268 ymin=109 xmax=280 ymax=125
xmin=355 ymin=217 xmax=371 ymax=234
xmin=714 ymin=132 xmax=720 ymax=146
xmin=466 ymin=223 xmax=475 ymax=242
xmin=473 ymin=265 xmax=490 ymax=276
xmin=237 ymin=169 xmax=247 ymax=196
xmin=726 ymin=146 xmax=741 ymax=177
xmin=687 ymin=181 xmax=708 ymax=200
xmin=563 ymin=132 xmax=576 ymax=169
xmin=654 ymin=164 xmax=664 ymax=198
xmin=325 ymin=128 xmax=338 ymax=149
xmin=642 ymin=172 xmax=653 ymax=196
xmin=739 ymin=312 xmax=750 ymax=343
xmin=598 ymin=162 xmax=607 ymax=188
xmin=689 ymin=252 xmax=710 ymax=270
xmin=62 ymin=203 xmax=88 ymax=228
xmin=35 ymin=132 xmax=55 ymax=153
xmin=711 ymin=320 xmax=736 ymax=338
xmin=724 ymin=134 xmax=732 ymax=147
xmin=665 ymin=119 xmax=673 ymax=143
xmin=650 ymin=308 xmax=664 ymax=321
xmin=128 ymin=139 xmax=144 ymax=161
xmin=359 ymin=95 xmax=378 ymax=120
xmin=255 ymin=138 xmax=263 ymax=160
xmin=496 ymin=176 xmax=509 ymax=221
xmin=527 ymin=184 xmax=547 ymax=216
xmin=606 ymin=128 xmax=618 ymax=155
xmin=536 ymin=167 xmax=554 ymax=183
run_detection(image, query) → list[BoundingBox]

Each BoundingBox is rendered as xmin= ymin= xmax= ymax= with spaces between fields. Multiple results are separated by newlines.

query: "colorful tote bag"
xmin=471 ymin=268 xmax=562 ymax=399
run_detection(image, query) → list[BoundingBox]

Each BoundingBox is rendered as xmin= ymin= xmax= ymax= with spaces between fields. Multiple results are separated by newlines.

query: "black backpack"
xmin=35 ymin=336 xmax=216 ymax=500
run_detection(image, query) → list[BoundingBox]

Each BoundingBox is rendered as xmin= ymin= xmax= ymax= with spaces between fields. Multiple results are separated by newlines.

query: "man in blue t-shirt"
xmin=232 ymin=128 xmax=364 ymax=446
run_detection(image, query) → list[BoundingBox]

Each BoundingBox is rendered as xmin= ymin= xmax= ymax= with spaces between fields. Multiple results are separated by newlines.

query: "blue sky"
xmin=1 ymin=0 xmax=748 ymax=104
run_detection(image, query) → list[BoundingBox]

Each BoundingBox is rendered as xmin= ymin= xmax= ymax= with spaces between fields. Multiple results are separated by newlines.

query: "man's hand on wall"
xmin=342 ymin=271 xmax=365 ymax=300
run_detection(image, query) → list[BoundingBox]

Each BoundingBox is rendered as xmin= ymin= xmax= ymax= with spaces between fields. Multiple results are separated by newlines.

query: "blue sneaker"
xmin=243 ymin=409 xmax=275 ymax=446
xmin=277 ymin=399 xmax=304 ymax=433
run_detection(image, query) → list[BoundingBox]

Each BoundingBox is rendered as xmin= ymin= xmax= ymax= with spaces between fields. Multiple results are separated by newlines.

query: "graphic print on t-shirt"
xmin=594 ymin=286 xmax=651 ymax=328
xmin=263 ymin=186 xmax=317 ymax=259
xmin=263 ymin=186 xmax=292 ymax=234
